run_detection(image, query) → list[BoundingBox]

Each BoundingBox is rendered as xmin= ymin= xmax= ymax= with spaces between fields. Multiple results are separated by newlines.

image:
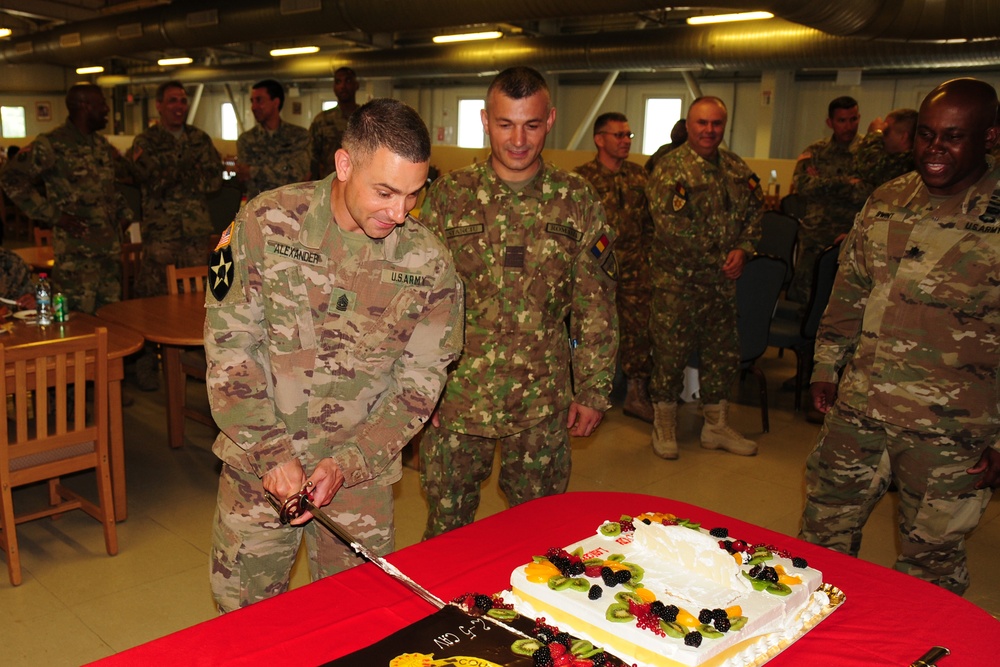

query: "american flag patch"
xmin=590 ymin=234 xmax=609 ymax=259
xmin=215 ymin=221 xmax=234 ymax=251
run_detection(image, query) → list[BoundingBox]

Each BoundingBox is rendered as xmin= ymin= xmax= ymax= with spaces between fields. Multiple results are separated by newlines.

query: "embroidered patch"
xmin=590 ymin=234 xmax=610 ymax=260
xmin=209 ymin=246 xmax=234 ymax=301
xmin=381 ymin=269 xmax=428 ymax=287
xmin=545 ymin=223 xmax=583 ymax=241
xmin=672 ymin=183 xmax=688 ymax=212
xmin=505 ymin=246 xmax=526 ymax=268
xmin=215 ymin=221 xmax=235 ymax=251
xmin=330 ymin=287 xmax=357 ymax=313
xmin=265 ymin=240 xmax=325 ymax=265
xmin=445 ymin=223 xmax=485 ymax=238
xmin=748 ymin=173 xmax=764 ymax=201
xmin=601 ymin=250 xmax=619 ymax=280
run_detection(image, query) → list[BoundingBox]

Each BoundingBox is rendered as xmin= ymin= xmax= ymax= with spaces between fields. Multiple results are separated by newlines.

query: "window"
xmin=1 ymin=106 xmax=26 ymax=138
xmin=457 ymin=98 xmax=485 ymax=148
xmin=221 ymin=103 xmax=238 ymax=140
xmin=322 ymin=100 xmax=338 ymax=111
xmin=642 ymin=97 xmax=683 ymax=155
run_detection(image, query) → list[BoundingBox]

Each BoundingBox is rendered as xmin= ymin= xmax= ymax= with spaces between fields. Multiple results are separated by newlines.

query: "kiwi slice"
xmin=614 ymin=591 xmax=643 ymax=605
xmin=547 ymin=575 xmax=573 ymax=590
xmin=511 ymin=638 xmax=543 ymax=656
xmin=747 ymin=554 xmax=774 ymax=565
xmin=729 ymin=616 xmax=748 ymax=631
xmin=531 ymin=555 xmax=547 ymax=563
xmin=605 ymin=602 xmax=635 ymax=622
xmin=607 ymin=553 xmax=626 ymax=562
xmin=697 ymin=623 xmax=725 ymax=639
xmin=568 ymin=577 xmax=591 ymax=592
xmin=619 ymin=514 xmax=633 ymax=522
xmin=583 ymin=558 xmax=604 ymax=567
xmin=570 ymin=640 xmax=596 ymax=656
xmin=599 ymin=522 xmax=622 ymax=537
xmin=623 ymin=561 xmax=644 ymax=583
xmin=766 ymin=582 xmax=792 ymax=596
xmin=487 ymin=608 xmax=518 ymax=621
xmin=571 ymin=547 xmax=584 ymax=558
xmin=660 ymin=620 xmax=686 ymax=639
xmin=741 ymin=571 xmax=770 ymax=591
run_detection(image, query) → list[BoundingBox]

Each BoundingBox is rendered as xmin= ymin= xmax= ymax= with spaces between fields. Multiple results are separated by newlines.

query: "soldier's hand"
xmin=722 ymin=249 xmax=746 ymax=280
xmin=810 ymin=381 xmax=838 ymax=414
xmin=430 ymin=409 xmax=441 ymax=428
xmin=567 ymin=402 xmax=603 ymax=437
xmin=305 ymin=458 xmax=345 ymax=515
xmin=967 ymin=448 xmax=1000 ymax=490
xmin=56 ymin=212 xmax=87 ymax=238
xmin=262 ymin=458 xmax=308 ymax=514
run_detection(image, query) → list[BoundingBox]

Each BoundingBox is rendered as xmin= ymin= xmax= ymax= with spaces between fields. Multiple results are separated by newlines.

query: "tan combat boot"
xmin=623 ymin=378 xmax=654 ymax=423
xmin=651 ymin=401 xmax=678 ymax=460
xmin=701 ymin=400 xmax=757 ymax=456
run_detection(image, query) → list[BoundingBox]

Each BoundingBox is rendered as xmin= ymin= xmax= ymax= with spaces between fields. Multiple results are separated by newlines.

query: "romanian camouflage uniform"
xmin=575 ymin=158 xmax=653 ymax=380
xmin=0 ymin=247 xmax=33 ymax=301
xmin=801 ymin=164 xmax=1000 ymax=595
xmin=308 ymin=107 xmax=351 ymax=180
xmin=854 ymin=130 xmax=915 ymax=195
xmin=236 ymin=120 xmax=310 ymax=199
xmin=0 ymin=120 xmax=130 ymax=313
xmin=419 ymin=157 xmax=618 ymax=537
xmin=645 ymin=142 xmax=763 ymax=404
xmin=127 ymin=124 xmax=223 ymax=297
xmin=206 ymin=173 xmax=463 ymax=611
xmin=788 ymin=136 xmax=868 ymax=303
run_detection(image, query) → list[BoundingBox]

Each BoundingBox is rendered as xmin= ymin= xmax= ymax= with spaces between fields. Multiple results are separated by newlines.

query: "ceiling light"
xmin=158 ymin=57 xmax=193 ymax=66
xmin=0 ymin=28 xmax=11 ymax=38
xmin=687 ymin=11 xmax=774 ymax=26
xmin=76 ymin=66 xmax=105 ymax=74
xmin=270 ymin=46 xmax=319 ymax=57
xmin=433 ymin=30 xmax=503 ymax=44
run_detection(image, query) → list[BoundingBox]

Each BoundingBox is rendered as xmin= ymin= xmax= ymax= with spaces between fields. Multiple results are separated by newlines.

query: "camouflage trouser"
xmin=136 ymin=235 xmax=214 ymax=298
xmin=54 ymin=250 xmax=121 ymax=314
xmin=800 ymin=404 xmax=994 ymax=595
xmin=419 ymin=413 xmax=570 ymax=539
xmin=648 ymin=282 xmax=738 ymax=405
xmin=210 ymin=463 xmax=393 ymax=612
xmin=617 ymin=276 xmax=652 ymax=380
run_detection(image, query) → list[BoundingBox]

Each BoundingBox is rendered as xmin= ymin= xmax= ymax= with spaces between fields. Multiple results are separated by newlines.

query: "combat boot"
xmin=623 ymin=378 xmax=654 ymax=423
xmin=701 ymin=400 xmax=757 ymax=456
xmin=651 ymin=401 xmax=678 ymax=460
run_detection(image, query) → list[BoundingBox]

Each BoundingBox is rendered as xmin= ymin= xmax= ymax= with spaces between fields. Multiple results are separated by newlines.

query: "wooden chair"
xmin=33 ymin=228 xmax=53 ymax=247
xmin=120 ymin=242 xmax=143 ymax=300
xmin=165 ymin=264 xmax=215 ymax=429
xmin=0 ymin=329 xmax=118 ymax=586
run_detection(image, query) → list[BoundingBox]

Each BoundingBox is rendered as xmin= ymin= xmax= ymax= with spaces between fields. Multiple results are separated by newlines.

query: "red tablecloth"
xmin=90 ymin=492 xmax=998 ymax=666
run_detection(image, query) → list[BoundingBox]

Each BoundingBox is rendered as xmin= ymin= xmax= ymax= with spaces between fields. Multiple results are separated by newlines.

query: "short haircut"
xmin=252 ymin=79 xmax=285 ymax=111
xmin=487 ymin=67 xmax=549 ymax=106
xmin=886 ymin=108 xmax=918 ymax=126
xmin=65 ymin=83 xmax=101 ymax=112
xmin=334 ymin=67 xmax=356 ymax=80
xmin=594 ymin=112 xmax=628 ymax=135
xmin=688 ymin=96 xmax=727 ymax=114
xmin=828 ymin=96 xmax=858 ymax=118
xmin=156 ymin=80 xmax=186 ymax=102
xmin=342 ymin=98 xmax=430 ymax=164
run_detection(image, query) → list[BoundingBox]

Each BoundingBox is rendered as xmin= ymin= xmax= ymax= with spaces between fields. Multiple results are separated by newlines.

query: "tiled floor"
xmin=2 ymin=349 xmax=998 ymax=665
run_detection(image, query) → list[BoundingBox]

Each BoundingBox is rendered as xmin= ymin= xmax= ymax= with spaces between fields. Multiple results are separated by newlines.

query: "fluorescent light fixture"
xmin=0 ymin=28 xmax=11 ymax=38
xmin=687 ymin=11 xmax=774 ymax=25
xmin=433 ymin=30 xmax=503 ymax=44
xmin=76 ymin=65 xmax=105 ymax=74
xmin=270 ymin=46 xmax=319 ymax=57
xmin=158 ymin=56 xmax=193 ymax=66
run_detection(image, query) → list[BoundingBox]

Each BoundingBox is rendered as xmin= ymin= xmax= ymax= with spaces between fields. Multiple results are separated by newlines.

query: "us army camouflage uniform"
xmin=788 ymin=135 xmax=868 ymax=304
xmin=127 ymin=123 xmax=223 ymax=297
xmin=206 ymin=173 xmax=463 ymax=611
xmin=0 ymin=120 xmax=130 ymax=313
xmin=308 ymin=107 xmax=351 ymax=179
xmin=419 ymin=157 xmax=618 ymax=538
xmin=236 ymin=120 xmax=310 ymax=199
xmin=645 ymin=142 xmax=763 ymax=404
xmin=574 ymin=158 xmax=653 ymax=380
xmin=801 ymin=165 xmax=1000 ymax=595
xmin=854 ymin=130 xmax=915 ymax=195
xmin=0 ymin=247 xmax=33 ymax=301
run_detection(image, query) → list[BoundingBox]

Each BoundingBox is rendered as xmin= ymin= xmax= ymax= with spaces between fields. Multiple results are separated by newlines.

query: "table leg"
xmin=109 ymin=376 xmax=128 ymax=521
xmin=162 ymin=345 xmax=186 ymax=449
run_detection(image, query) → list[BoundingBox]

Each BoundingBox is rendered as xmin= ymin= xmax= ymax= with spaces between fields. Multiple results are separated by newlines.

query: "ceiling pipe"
xmin=8 ymin=0 xmax=1000 ymax=67
xmin=96 ymin=20 xmax=1000 ymax=88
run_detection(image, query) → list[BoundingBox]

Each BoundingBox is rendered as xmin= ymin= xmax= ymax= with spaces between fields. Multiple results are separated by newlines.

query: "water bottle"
xmin=36 ymin=272 xmax=52 ymax=326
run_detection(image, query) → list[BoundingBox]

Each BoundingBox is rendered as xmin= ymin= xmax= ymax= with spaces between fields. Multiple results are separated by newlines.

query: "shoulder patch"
xmin=601 ymin=250 xmax=619 ymax=281
xmin=590 ymin=234 xmax=611 ymax=260
xmin=672 ymin=183 xmax=688 ymax=212
xmin=215 ymin=221 xmax=235 ymax=251
xmin=748 ymin=173 xmax=764 ymax=201
xmin=209 ymin=246 xmax=235 ymax=301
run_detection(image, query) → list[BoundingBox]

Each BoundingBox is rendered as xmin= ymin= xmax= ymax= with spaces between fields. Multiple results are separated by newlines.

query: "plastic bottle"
xmin=36 ymin=272 xmax=52 ymax=326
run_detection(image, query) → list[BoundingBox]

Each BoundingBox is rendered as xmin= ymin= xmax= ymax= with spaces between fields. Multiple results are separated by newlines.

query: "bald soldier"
xmin=801 ymin=78 xmax=1000 ymax=596
xmin=854 ymin=108 xmax=918 ymax=194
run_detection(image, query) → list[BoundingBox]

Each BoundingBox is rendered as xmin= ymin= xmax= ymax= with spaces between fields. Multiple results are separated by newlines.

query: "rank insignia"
xmin=672 ymin=183 xmax=688 ymax=212
xmin=209 ymin=245 xmax=234 ymax=301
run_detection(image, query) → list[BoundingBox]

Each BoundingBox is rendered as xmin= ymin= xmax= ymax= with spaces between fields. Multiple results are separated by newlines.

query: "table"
xmin=88 ymin=492 xmax=1000 ymax=666
xmin=2 ymin=312 xmax=143 ymax=521
xmin=96 ymin=292 xmax=206 ymax=449
xmin=12 ymin=245 xmax=54 ymax=272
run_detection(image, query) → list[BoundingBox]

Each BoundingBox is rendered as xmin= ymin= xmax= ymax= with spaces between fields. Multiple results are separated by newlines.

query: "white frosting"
xmin=509 ymin=518 xmax=827 ymax=667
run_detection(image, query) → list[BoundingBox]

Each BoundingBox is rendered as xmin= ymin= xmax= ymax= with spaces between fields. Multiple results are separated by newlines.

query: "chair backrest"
xmin=33 ymin=228 xmax=52 ymax=246
xmin=166 ymin=264 xmax=208 ymax=295
xmin=756 ymin=211 xmax=798 ymax=283
xmin=801 ymin=244 xmax=841 ymax=340
xmin=736 ymin=255 xmax=787 ymax=364
xmin=121 ymin=242 xmax=143 ymax=300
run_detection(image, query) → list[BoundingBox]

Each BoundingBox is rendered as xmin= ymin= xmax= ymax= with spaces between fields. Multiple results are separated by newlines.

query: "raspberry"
xmin=791 ymin=557 xmax=809 ymax=569
xmin=698 ymin=608 xmax=714 ymax=624
xmin=548 ymin=642 xmax=567 ymax=658
xmin=684 ymin=631 xmax=703 ymax=647
xmin=588 ymin=585 xmax=603 ymax=600
xmin=714 ymin=616 xmax=731 ymax=633
xmin=709 ymin=527 xmax=729 ymax=538
xmin=585 ymin=563 xmax=603 ymax=578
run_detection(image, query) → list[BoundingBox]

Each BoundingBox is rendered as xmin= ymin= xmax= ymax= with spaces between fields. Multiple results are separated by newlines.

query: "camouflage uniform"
xmin=0 ymin=247 xmax=33 ymax=301
xmin=574 ymin=158 xmax=652 ymax=380
xmin=308 ymin=107 xmax=351 ymax=180
xmin=206 ymin=174 xmax=463 ymax=611
xmin=801 ymin=165 xmax=1000 ymax=595
xmin=127 ymin=124 xmax=223 ymax=297
xmin=788 ymin=136 xmax=868 ymax=303
xmin=419 ymin=157 xmax=618 ymax=537
xmin=0 ymin=120 xmax=130 ymax=313
xmin=236 ymin=120 xmax=310 ymax=199
xmin=854 ymin=130 xmax=915 ymax=195
xmin=645 ymin=142 xmax=763 ymax=404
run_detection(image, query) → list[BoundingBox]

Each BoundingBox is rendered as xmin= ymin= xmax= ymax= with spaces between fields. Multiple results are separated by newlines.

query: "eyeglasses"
xmin=598 ymin=131 xmax=634 ymax=140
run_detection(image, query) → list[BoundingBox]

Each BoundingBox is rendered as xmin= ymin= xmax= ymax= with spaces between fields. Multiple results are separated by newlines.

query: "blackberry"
xmin=683 ymin=631 xmax=703 ymax=647
xmin=712 ymin=608 xmax=728 ymax=624
xmin=762 ymin=566 xmax=779 ymax=583
xmin=709 ymin=527 xmax=729 ymax=538
xmin=591 ymin=652 xmax=608 ymax=666
xmin=698 ymin=608 xmax=715 ymax=624
xmin=554 ymin=632 xmax=572 ymax=647
xmin=791 ymin=557 xmax=809 ymax=569
xmin=748 ymin=564 xmax=763 ymax=578
xmin=714 ymin=616 xmax=731 ymax=633
xmin=614 ymin=569 xmax=632 ymax=585
xmin=588 ymin=584 xmax=603 ymax=600
xmin=649 ymin=601 xmax=665 ymax=616
xmin=535 ymin=627 xmax=556 ymax=644
xmin=641 ymin=518 xmax=652 ymax=524
xmin=532 ymin=644 xmax=553 ymax=667
xmin=567 ymin=561 xmax=586 ymax=576
xmin=660 ymin=604 xmax=679 ymax=623
xmin=720 ymin=539 xmax=735 ymax=553
xmin=601 ymin=566 xmax=617 ymax=587
xmin=473 ymin=594 xmax=494 ymax=612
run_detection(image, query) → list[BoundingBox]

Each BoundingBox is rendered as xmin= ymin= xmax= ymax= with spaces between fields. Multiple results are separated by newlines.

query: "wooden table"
xmin=12 ymin=245 xmax=54 ymax=272
xmin=97 ymin=292 xmax=206 ymax=449
xmin=2 ymin=311 xmax=143 ymax=521
xmin=88 ymin=492 xmax=1000 ymax=666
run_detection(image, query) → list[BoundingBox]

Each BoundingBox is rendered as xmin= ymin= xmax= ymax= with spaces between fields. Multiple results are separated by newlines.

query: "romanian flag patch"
xmin=748 ymin=173 xmax=764 ymax=201
xmin=672 ymin=183 xmax=688 ymax=212
xmin=590 ymin=234 xmax=610 ymax=259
